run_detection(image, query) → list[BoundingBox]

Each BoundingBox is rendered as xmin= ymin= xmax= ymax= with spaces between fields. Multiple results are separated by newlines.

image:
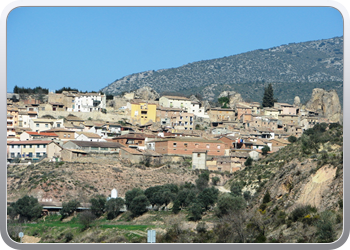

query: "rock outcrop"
xmin=293 ymin=96 xmax=301 ymax=107
xmin=305 ymin=88 xmax=342 ymax=123
xmin=134 ymin=86 xmax=160 ymax=101
xmin=218 ymin=91 xmax=243 ymax=108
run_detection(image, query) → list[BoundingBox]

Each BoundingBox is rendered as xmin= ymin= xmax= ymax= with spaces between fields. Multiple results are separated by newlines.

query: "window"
xmin=23 ymin=145 xmax=26 ymax=148
xmin=184 ymin=143 xmax=188 ymax=148
xmin=91 ymin=147 xmax=99 ymax=150
xmin=11 ymin=145 xmax=14 ymax=148
xmin=36 ymin=152 xmax=41 ymax=157
xmin=43 ymin=145 xmax=46 ymax=148
xmin=206 ymin=144 xmax=210 ymax=149
xmin=36 ymin=124 xmax=39 ymax=127
xmin=101 ymin=147 xmax=108 ymax=151
xmin=197 ymin=153 xmax=200 ymax=157
xmin=28 ymin=152 xmax=32 ymax=158
xmin=29 ymin=145 xmax=32 ymax=148
xmin=64 ymin=134 xmax=66 ymax=138
xmin=68 ymin=134 xmax=71 ymax=138
xmin=45 ymin=124 xmax=48 ymax=128
xmin=10 ymin=153 xmax=15 ymax=158
xmin=57 ymin=123 xmax=61 ymax=127
xmin=173 ymin=143 xmax=177 ymax=147
xmin=217 ymin=145 xmax=221 ymax=149
xmin=195 ymin=144 xmax=199 ymax=148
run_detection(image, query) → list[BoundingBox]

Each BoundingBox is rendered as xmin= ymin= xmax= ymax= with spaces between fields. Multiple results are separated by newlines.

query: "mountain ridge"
xmin=101 ymin=36 xmax=343 ymax=105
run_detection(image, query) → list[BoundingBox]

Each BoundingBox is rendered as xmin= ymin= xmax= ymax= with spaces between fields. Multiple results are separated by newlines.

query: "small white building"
xmin=159 ymin=96 xmax=192 ymax=111
xmin=189 ymin=101 xmax=209 ymax=119
xmin=29 ymin=118 xmax=64 ymax=132
xmin=192 ymin=149 xmax=207 ymax=170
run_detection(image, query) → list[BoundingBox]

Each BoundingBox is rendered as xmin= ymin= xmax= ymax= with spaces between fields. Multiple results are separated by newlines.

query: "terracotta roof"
xmin=113 ymin=133 xmax=156 ymax=140
xmin=7 ymin=140 xmax=52 ymax=145
xmin=120 ymin=147 xmax=144 ymax=155
xmin=25 ymin=131 xmax=58 ymax=137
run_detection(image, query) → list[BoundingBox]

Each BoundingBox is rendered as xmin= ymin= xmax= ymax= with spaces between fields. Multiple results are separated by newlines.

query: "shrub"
xmin=288 ymin=136 xmax=297 ymax=143
xmin=8 ymin=195 xmax=42 ymax=222
xmin=106 ymin=197 xmax=125 ymax=220
xmin=90 ymin=195 xmax=106 ymax=217
xmin=64 ymin=232 xmax=74 ymax=242
xmin=211 ymin=176 xmax=220 ymax=186
xmin=78 ymin=211 xmax=96 ymax=230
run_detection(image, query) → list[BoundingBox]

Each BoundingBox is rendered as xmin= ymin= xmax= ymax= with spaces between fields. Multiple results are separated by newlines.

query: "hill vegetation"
xmin=101 ymin=36 xmax=343 ymax=105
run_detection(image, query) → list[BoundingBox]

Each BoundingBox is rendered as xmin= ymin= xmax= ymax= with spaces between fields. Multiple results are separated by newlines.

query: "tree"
xmin=262 ymin=83 xmax=277 ymax=108
xmin=61 ymin=199 xmax=80 ymax=219
xmin=230 ymin=182 xmax=242 ymax=197
xmin=262 ymin=190 xmax=271 ymax=204
xmin=90 ymin=195 xmax=106 ymax=217
xmin=211 ymin=176 xmax=220 ymax=186
xmin=218 ymin=95 xmax=230 ymax=108
xmin=216 ymin=193 xmax=245 ymax=217
xmin=261 ymin=145 xmax=270 ymax=156
xmin=129 ymin=195 xmax=150 ymax=217
xmin=198 ymin=187 xmax=219 ymax=210
xmin=172 ymin=199 xmax=181 ymax=214
xmin=188 ymin=202 xmax=203 ymax=221
xmin=106 ymin=198 xmax=125 ymax=220
xmin=7 ymin=195 xmax=42 ymax=222
xmin=288 ymin=135 xmax=297 ymax=143
xmin=125 ymin=188 xmax=144 ymax=209
xmin=244 ymin=157 xmax=253 ymax=167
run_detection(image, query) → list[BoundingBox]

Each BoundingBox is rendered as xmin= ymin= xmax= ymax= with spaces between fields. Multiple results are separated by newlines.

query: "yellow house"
xmin=128 ymin=100 xmax=157 ymax=125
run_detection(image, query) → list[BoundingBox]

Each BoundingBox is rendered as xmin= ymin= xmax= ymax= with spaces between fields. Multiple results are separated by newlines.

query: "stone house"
xmin=189 ymin=101 xmax=209 ymax=119
xmin=274 ymin=103 xmax=298 ymax=115
xmin=208 ymin=108 xmax=236 ymax=123
xmin=269 ymin=138 xmax=290 ymax=151
xmin=18 ymin=110 xmax=38 ymax=128
xmin=235 ymin=103 xmax=252 ymax=122
xmin=156 ymin=107 xmax=183 ymax=126
xmin=61 ymin=148 xmax=88 ymax=161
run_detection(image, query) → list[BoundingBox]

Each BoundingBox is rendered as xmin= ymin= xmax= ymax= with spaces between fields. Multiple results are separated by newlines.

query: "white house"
xmin=75 ymin=132 xmax=106 ymax=142
xmin=73 ymin=93 xmax=106 ymax=112
xmin=29 ymin=118 xmax=64 ymax=132
xmin=189 ymin=101 xmax=209 ymax=119
xmin=159 ymin=96 xmax=192 ymax=111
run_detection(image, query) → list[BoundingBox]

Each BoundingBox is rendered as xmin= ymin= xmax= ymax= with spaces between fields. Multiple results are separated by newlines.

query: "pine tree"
xmin=262 ymin=83 xmax=277 ymax=107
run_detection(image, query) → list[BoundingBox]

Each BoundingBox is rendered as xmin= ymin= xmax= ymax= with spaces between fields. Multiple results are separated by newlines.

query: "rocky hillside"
xmin=225 ymin=123 xmax=343 ymax=243
xmin=101 ymin=36 xmax=343 ymax=105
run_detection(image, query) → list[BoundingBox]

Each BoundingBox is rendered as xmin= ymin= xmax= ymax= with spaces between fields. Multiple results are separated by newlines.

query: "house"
xmin=20 ymin=131 xmax=59 ymax=141
xmin=235 ymin=103 xmax=252 ymax=122
xmin=47 ymin=91 xmax=78 ymax=111
xmin=149 ymin=137 xmax=226 ymax=156
xmin=159 ymin=95 xmax=192 ymax=111
xmin=263 ymin=108 xmax=279 ymax=119
xmin=112 ymin=133 xmax=156 ymax=150
xmin=61 ymin=148 xmax=88 ymax=161
xmin=171 ymin=112 xmax=195 ymax=131
xmin=65 ymin=114 xmax=85 ymax=126
xmin=7 ymin=114 xmax=16 ymax=137
xmin=75 ymin=132 xmax=105 ymax=142
xmin=73 ymin=92 xmax=106 ymax=112
xmin=43 ymin=128 xmax=76 ymax=141
xmin=62 ymin=140 xmax=124 ymax=153
xmin=269 ymin=138 xmax=290 ymax=151
xmin=18 ymin=110 xmax=38 ymax=128
xmin=208 ymin=108 xmax=236 ymax=122
xmin=127 ymin=100 xmax=157 ymax=126
xmin=7 ymin=140 xmax=62 ymax=160
xmin=157 ymin=107 xmax=183 ymax=127
xmin=189 ymin=101 xmax=209 ymax=119
xmin=207 ymin=156 xmax=234 ymax=172
xmin=119 ymin=148 xmax=162 ymax=164
xmin=274 ymin=103 xmax=298 ymax=115
xmin=29 ymin=118 xmax=64 ymax=132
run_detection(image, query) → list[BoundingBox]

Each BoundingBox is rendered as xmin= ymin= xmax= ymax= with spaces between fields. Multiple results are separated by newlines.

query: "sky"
xmin=6 ymin=6 xmax=344 ymax=93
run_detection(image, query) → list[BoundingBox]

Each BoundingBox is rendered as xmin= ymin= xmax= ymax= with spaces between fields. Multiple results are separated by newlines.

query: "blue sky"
xmin=7 ymin=7 xmax=343 ymax=93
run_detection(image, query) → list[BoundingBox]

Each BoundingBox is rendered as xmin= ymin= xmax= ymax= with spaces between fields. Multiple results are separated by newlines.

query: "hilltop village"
xmin=6 ymin=86 xmax=342 ymax=173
